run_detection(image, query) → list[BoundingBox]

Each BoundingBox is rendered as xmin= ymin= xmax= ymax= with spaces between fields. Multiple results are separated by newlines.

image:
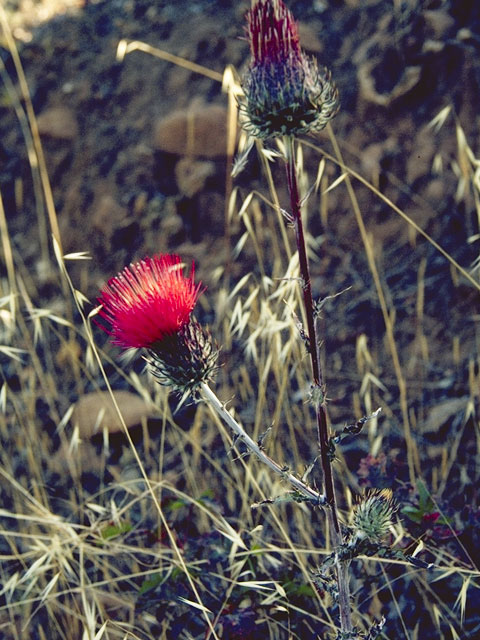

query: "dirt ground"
xmin=1 ymin=0 xmax=480 ymax=638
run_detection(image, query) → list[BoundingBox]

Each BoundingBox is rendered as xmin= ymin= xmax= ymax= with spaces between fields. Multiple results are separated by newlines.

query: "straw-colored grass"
xmin=1 ymin=4 xmax=479 ymax=639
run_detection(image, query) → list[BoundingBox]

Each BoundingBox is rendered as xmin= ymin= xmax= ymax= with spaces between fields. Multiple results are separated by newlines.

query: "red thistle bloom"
xmin=97 ymin=255 xmax=218 ymax=394
xmin=242 ymin=0 xmax=339 ymax=139
xmin=97 ymin=254 xmax=201 ymax=350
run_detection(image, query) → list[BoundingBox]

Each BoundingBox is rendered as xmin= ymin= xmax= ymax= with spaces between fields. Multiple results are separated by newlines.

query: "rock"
xmin=164 ymin=65 xmax=193 ymax=99
xmin=406 ymin=125 xmax=436 ymax=184
xmin=56 ymin=339 xmax=82 ymax=370
xmin=423 ymin=10 xmax=455 ymax=41
xmin=358 ymin=61 xmax=421 ymax=107
xmin=37 ymin=106 xmax=78 ymax=140
xmin=91 ymin=189 xmax=129 ymax=247
xmin=360 ymin=137 xmax=398 ymax=183
xmin=73 ymin=390 xmax=152 ymax=438
xmin=424 ymin=177 xmax=445 ymax=204
xmin=354 ymin=12 xmax=422 ymax=107
xmin=154 ymin=103 xmax=230 ymax=157
xmin=50 ymin=440 xmax=104 ymax=477
xmin=421 ymin=397 xmax=469 ymax=435
xmin=175 ymin=157 xmax=216 ymax=197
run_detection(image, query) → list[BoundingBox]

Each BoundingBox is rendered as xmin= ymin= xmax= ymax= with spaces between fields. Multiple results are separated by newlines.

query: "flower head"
xmin=353 ymin=489 xmax=397 ymax=542
xmin=242 ymin=0 xmax=339 ymax=139
xmin=97 ymin=254 xmax=218 ymax=393
xmin=97 ymin=254 xmax=201 ymax=350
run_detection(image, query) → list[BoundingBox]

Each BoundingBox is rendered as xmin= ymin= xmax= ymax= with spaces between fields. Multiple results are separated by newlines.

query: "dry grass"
xmin=1 ymin=5 xmax=480 ymax=640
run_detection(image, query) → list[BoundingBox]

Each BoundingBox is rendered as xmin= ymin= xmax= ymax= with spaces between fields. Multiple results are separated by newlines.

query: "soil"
xmin=1 ymin=0 xmax=480 ymax=638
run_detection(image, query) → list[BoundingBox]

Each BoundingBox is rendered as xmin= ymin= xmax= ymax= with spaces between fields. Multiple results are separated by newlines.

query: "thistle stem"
xmin=284 ymin=135 xmax=353 ymax=634
xmin=200 ymin=382 xmax=326 ymax=506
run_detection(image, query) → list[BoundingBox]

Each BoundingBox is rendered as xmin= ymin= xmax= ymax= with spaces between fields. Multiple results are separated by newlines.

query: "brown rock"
xmin=354 ymin=14 xmax=422 ymax=107
xmin=360 ymin=142 xmax=385 ymax=179
xmin=360 ymin=138 xmax=398 ymax=183
xmin=51 ymin=441 xmax=104 ymax=478
xmin=358 ymin=61 xmax=421 ymax=107
xmin=164 ymin=65 xmax=193 ymax=98
xmin=406 ymin=125 xmax=436 ymax=184
xmin=73 ymin=390 xmax=152 ymax=438
xmin=175 ymin=157 xmax=216 ymax=197
xmin=423 ymin=10 xmax=455 ymax=40
xmin=154 ymin=103 xmax=230 ymax=157
xmin=91 ymin=190 xmax=128 ymax=247
xmin=424 ymin=177 xmax=445 ymax=204
xmin=421 ymin=397 xmax=469 ymax=435
xmin=56 ymin=339 xmax=82 ymax=370
xmin=37 ymin=106 xmax=78 ymax=140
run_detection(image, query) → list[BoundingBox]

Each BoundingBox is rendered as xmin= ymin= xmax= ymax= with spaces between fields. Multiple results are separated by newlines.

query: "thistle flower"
xmin=242 ymin=0 xmax=339 ymax=139
xmin=97 ymin=254 xmax=217 ymax=392
xmin=353 ymin=489 xmax=397 ymax=542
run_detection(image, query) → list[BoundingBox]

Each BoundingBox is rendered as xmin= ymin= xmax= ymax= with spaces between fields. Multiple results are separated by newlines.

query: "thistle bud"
xmin=353 ymin=489 xmax=396 ymax=541
xmin=242 ymin=0 xmax=339 ymax=139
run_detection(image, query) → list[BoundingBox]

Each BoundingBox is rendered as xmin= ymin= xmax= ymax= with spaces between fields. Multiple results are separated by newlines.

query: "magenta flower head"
xmin=97 ymin=254 xmax=217 ymax=393
xmin=242 ymin=0 xmax=339 ymax=139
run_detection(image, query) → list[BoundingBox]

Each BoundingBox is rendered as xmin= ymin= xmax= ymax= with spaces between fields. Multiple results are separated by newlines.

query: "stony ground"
xmin=3 ymin=0 xmax=479 ymax=451
xmin=1 ymin=1 xmax=480 ymax=638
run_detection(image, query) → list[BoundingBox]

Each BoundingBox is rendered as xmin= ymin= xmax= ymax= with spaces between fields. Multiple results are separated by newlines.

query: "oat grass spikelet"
xmin=242 ymin=0 xmax=339 ymax=139
xmin=97 ymin=254 xmax=217 ymax=392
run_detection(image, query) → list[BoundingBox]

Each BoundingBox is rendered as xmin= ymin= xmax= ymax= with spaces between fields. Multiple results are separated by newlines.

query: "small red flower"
xmin=97 ymin=254 xmax=201 ymax=350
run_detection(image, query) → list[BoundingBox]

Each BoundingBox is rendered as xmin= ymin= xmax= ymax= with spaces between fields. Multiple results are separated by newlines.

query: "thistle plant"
xmin=353 ymin=489 xmax=397 ymax=543
xmin=240 ymin=0 xmax=358 ymax=633
xmin=95 ymin=2 xmax=420 ymax=637
xmin=97 ymin=254 xmax=201 ymax=351
xmin=97 ymin=254 xmax=328 ymax=505
xmin=237 ymin=3 xmax=427 ymax=636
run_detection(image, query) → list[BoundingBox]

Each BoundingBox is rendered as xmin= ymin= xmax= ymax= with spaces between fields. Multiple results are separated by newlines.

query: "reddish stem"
xmin=284 ymin=136 xmax=353 ymax=634
xmin=284 ymin=140 xmax=339 ymax=529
